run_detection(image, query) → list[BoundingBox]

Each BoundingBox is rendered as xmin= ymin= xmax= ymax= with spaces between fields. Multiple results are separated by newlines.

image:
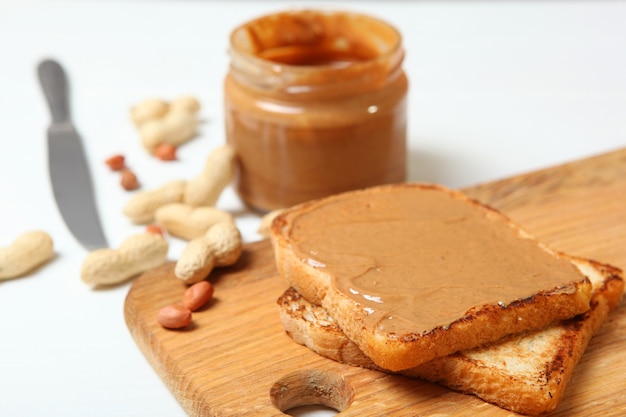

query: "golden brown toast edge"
xmin=277 ymin=257 xmax=624 ymax=415
xmin=270 ymin=183 xmax=594 ymax=371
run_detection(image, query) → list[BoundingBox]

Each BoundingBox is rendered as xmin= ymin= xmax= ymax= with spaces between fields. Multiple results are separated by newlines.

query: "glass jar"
xmin=224 ymin=9 xmax=408 ymax=212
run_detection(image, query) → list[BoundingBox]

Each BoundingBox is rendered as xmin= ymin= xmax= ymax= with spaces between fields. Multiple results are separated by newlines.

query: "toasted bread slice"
xmin=270 ymin=183 xmax=593 ymax=371
xmin=277 ymin=257 xmax=624 ymax=415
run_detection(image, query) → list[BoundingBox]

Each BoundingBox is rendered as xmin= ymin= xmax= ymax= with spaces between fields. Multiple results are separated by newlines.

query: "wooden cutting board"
xmin=124 ymin=148 xmax=626 ymax=416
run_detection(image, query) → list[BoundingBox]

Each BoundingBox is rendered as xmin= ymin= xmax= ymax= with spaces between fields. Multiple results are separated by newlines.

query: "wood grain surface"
xmin=124 ymin=148 xmax=626 ymax=416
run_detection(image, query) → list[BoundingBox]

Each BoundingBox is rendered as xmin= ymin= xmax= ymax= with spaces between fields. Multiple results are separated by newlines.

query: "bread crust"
xmin=270 ymin=183 xmax=593 ymax=371
xmin=277 ymin=257 xmax=624 ymax=415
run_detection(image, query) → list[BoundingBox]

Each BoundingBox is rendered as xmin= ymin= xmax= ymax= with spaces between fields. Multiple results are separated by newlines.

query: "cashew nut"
xmin=155 ymin=203 xmax=234 ymax=240
xmin=123 ymin=180 xmax=187 ymax=224
xmin=0 ymin=231 xmax=54 ymax=281
xmin=174 ymin=221 xmax=242 ymax=284
xmin=183 ymin=145 xmax=236 ymax=207
xmin=81 ymin=232 xmax=168 ymax=286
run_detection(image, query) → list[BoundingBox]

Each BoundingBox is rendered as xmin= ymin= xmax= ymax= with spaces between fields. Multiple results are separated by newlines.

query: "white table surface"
xmin=1 ymin=1 xmax=625 ymax=416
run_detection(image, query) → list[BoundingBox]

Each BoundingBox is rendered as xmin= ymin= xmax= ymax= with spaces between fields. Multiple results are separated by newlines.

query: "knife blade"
xmin=38 ymin=59 xmax=108 ymax=250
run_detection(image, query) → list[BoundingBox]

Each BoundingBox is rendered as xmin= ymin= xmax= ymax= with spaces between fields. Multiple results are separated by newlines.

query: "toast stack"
xmin=269 ymin=183 xmax=624 ymax=414
xmin=277 ymin=257 xmax=623 ymax=414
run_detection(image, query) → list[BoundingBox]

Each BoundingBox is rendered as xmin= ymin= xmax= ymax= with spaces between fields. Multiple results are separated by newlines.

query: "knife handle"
xmin=38 ymin=59 xmax=70 ymax=123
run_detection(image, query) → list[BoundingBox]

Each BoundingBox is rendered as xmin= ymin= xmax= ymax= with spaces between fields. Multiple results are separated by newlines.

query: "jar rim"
xmin=228 ymin=9 xmax=404 ymax=80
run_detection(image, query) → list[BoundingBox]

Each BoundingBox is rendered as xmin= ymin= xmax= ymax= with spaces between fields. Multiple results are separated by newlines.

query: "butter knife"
xmin=38 ymin=59 xmax=108 ymax=250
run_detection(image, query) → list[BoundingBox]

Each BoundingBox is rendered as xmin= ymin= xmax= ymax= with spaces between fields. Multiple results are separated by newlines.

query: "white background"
xmin=0 ymin=1 xmax=625 ymax=416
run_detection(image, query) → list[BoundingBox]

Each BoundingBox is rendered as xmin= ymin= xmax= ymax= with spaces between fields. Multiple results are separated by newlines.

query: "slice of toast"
xmin=277 ymin=257 xmax=624 ymax=415
xmin=270 ymin=183 xmax=593 ymax=371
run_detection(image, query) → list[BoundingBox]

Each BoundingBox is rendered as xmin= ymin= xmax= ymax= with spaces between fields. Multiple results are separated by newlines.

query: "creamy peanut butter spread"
xmin=285 ymin=185 xmax=587 ymax=335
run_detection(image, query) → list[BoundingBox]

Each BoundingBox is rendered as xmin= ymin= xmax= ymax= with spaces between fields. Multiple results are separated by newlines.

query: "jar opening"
xmin=230 ymin=10 xmax=402 ymax=70
xmin=258 ymin=44 xmax=376 ymax=67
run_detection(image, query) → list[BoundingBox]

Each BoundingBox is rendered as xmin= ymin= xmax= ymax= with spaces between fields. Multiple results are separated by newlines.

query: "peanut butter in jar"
xmin=225 ymin=10 xmax=408 ymax=212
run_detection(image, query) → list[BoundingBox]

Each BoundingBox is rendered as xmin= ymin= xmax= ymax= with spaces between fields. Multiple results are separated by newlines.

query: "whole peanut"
xmin=123 ymin=145 xmax=234 ymax=225
xmin=157 ymin=304 xmax=192 ymax=329
xmin=169 ymin=96 xmax=201 ymax=114
xmin=154 ymin=203 xmax=233 ymax=240
xmin=130 ymin=98 xmax=169 ymax=126
xmin=138 ymin=119 xmax=165 ymax=151
xmin=0 ymin=231 xmax=54 ymax=281
xmin=206 ymin=221 xmax=242 ymax=266
xmin=175 ymin=221 xmax=242 ymax=284
xmin=81 ymin=232 xmax=168 ymax=286
xmin=139 ymin=110 xmax=197 ymax=152
xmin=123 ymin=180 xmax=187 ymax=224
xmin=182 ymin=281 xmax=214 ymax=311
xmin=162 ymin=110 xmax=198 ymax=145
xmin=183 ymin=145 xmax=236 ymax=207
